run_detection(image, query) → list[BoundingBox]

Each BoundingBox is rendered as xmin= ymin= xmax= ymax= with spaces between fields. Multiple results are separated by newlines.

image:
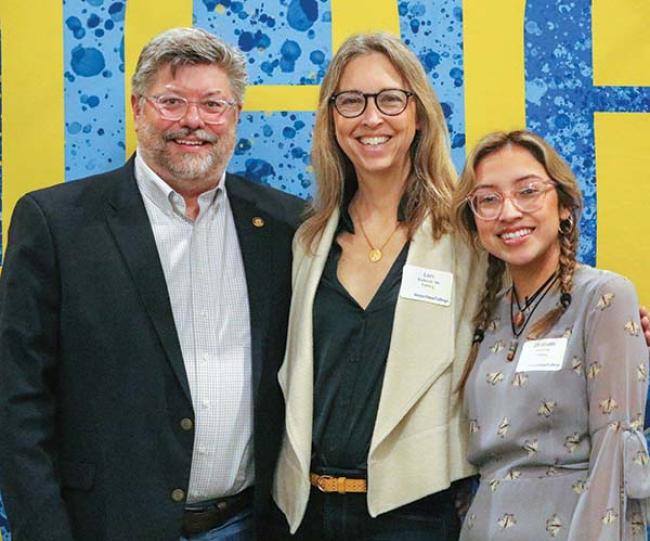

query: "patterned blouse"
xmin=461 ymin=265 xmax=650 ymax=540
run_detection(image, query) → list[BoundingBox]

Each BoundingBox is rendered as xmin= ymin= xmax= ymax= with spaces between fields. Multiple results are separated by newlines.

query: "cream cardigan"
xmin=273 ymin=209 xmax=484 ymax=533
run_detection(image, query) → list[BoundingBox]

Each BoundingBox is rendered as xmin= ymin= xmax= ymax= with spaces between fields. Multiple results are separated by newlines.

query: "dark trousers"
xmin=276 ymin=486 xmax=460 ymax=541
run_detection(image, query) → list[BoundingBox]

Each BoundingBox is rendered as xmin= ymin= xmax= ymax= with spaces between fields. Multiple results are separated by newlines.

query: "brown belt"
xmin=182 ymin=487 xmax=253 ymax=536
xmin=310 ymin=473 xmax=367 ymax=493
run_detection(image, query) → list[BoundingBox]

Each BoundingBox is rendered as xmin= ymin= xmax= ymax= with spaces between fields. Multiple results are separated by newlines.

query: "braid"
xmin=528 ymin=226 xmax=578 ymax=339
xmin=456 ymin=255 xmax=505 ymax=393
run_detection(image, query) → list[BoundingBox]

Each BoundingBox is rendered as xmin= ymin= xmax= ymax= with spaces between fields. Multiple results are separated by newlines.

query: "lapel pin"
xmin=252 ymin=216 xmax=265 ymax=228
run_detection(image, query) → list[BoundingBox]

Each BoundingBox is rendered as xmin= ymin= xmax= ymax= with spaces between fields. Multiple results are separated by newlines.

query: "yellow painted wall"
xmin=595 ymin=113 xmax=650 ymax=306
xmin=462 ymin=0 xmax=526 ymax=149
xmin=1 ymin=3 xmax=65 ymax=265
xmin=592 ymin=3 xmax=650 ymax=305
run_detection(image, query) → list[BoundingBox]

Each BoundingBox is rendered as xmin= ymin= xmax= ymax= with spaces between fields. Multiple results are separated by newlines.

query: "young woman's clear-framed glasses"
xmin=329 ymin=89 xmax=415 ymax=118
xmin=467 ymin=180 xmax=557 ymax=221
xmin=144 ymin=95 xmax=238 ymax=123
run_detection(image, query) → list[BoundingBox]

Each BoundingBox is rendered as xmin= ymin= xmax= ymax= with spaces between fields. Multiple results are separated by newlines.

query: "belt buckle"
xmin=315 ymin=475 xmax=333 ymax=492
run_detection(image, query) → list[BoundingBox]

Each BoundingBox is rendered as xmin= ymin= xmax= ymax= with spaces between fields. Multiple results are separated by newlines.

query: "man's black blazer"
xmin=0 ymin=159 xmax=304 ymax=541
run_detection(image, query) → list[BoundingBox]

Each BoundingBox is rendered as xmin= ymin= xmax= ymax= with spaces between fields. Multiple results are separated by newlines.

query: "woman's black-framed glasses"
xmin=329 ymin=89 xmax=414 ymax=118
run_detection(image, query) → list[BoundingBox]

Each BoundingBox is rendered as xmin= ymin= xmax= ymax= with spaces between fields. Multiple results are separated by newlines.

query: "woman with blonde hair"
xmin=272 ymin=32 xmax=483 ymax=539
xmin=453 ymin=130 xmax=650 ymax=540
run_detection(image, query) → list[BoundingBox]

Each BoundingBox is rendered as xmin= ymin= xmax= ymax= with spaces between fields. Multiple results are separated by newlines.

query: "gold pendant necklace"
xmin=355 ymin=213 xmax=400 ymax=263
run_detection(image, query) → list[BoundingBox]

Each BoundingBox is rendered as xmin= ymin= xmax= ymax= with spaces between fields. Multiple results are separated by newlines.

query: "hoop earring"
xmin=558 ymin=214 xmax=574 ymax=235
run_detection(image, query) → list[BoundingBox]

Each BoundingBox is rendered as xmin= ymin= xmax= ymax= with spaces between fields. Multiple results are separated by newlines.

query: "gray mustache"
xmin=163 ymin=128 xmax=218 ymax=143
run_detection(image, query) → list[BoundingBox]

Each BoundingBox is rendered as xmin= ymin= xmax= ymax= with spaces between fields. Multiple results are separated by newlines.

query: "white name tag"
xmin=399 ymin=265 xmax=453 ymax=306
xmin=516 ymin=338 xmax=568 ymax=372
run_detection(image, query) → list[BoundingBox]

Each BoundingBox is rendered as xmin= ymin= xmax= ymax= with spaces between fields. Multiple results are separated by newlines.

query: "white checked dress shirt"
xmin=135 ymin=153 xmax=253 ymax=503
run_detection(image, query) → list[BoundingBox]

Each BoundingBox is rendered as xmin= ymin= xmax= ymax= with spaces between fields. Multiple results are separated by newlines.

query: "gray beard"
xmin=138 ymin=123 xmax=235 ymax=184
xmin=154 ymin=148 xmax=219 ymax=181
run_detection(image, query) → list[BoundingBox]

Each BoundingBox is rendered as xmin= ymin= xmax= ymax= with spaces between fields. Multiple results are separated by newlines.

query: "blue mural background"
xmin=1 ymin=0 xmax=650 ymax=538
xmin=62 ymin=0 xmax=466 ymax=200
xmin=524 ymin=0 xmax=650 ymax=263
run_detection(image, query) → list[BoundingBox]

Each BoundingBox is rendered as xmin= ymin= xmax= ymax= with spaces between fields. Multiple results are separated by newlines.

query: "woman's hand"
xmin=641 ymin=306 xmax=650 ymax=347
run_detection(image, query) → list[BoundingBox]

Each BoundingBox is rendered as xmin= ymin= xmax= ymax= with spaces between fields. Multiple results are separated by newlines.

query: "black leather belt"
xmin=182 ymin=487 xmax=253 ymax=536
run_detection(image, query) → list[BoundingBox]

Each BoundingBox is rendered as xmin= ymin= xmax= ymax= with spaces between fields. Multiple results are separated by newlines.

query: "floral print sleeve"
xmin=568 ymin=274 xmax=650 ymax=540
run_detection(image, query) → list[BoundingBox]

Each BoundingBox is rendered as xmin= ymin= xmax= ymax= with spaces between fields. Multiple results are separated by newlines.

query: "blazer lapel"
xmin=104 ymin=162 xmax=191 ymax=403
xmin=226 ymin=175 xmax=274 ymax=397
xmin=370 ymin=220 xmax=456 ymax=451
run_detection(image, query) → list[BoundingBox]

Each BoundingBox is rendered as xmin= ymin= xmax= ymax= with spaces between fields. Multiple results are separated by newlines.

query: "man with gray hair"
xmin=0 ymin=27 xmax=303 ymax=541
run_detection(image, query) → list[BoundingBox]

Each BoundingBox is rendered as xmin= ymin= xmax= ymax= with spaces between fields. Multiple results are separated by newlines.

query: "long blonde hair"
xmin=300 ymin=32 xmax=456 ymax=249
xmin=452 ymin=130 xmax=583 ymax=391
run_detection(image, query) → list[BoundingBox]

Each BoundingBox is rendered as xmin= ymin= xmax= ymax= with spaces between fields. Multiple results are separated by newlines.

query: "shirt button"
xmin=201 ymin=400 xmax=210 ymax=410
xmin=202 ymin=353 xmax=209 ymax=362
xmin=180 ymin=418 xmax=193 ymax=431
xmin=171 ymin=488 xmax=186 ymax=503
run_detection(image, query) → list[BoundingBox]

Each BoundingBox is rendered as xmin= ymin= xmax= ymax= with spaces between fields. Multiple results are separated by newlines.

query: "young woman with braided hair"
xmin=453 ymin=130 xmax=650 ymax=540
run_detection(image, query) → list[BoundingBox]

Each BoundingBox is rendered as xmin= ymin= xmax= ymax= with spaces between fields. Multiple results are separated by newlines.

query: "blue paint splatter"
xmin=235 ymin=138 xmax=252 ymax=155
xmin=283 ymin=126 xmax=297 ymax=138
xmin=108 ymin=2 xmax=125 ymax=22
xmin=451 ymin=133 xmax=465 ymax=148
xmin=449 ymin=67 xmax=463 ymax=87
xmin=87 ymin=0 xmax=104 ymax=5
xmin=526 ymin=78 xmax=548 ymax=106
xmin=238 ymin=30 xmax=270 ymax=52
xmin=309 ymin=50 xmax=325 ymax=65
xmin=260 ymin=60 xmax=278 ymax=75
xmin=70 ymin=46 xmax=106 ymax=77
xmin=420 ymin=50 xmax=440 ymax=72
xmin=202 ymin=0 xmax=221 ymax=10
xmin=67 ymin=122 xmax=82 ymax=134
xmin=65 ymin=16 xmax=86 ymax=39
xmin=280 ymin=40 xmax=301 ymax=72
xmin=263 ymin=125 xmax=274 ymax=137
xmin=260 ymin=14 xmax=277 ymax=28
xmin=525 ymin=20 xmax=542 ymax=36
xmin=242 ymin=159 xmax=275 ymax=183
xmin=87 ymin=14 xmax=101 ymax=28
xmin=409 ymin=2 xmax=426 ymax=16
xmin=287 ymin=0 xmax=318 ymax=31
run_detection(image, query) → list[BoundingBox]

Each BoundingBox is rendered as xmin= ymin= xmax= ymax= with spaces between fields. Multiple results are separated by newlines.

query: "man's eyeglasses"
xmin=466 ymin=180 xmax=557 ymax=221
xmin=329 ymin=89 xmax=415 ymax=118
xmin=143 ymin=95 xmax=238 ymax=123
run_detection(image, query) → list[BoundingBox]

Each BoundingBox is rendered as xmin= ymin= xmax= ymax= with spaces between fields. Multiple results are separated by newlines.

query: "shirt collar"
xmin=337 ymin=176 xmax=408 ymax=234
xmin=134 ymin=150 xmax=226 ymax=219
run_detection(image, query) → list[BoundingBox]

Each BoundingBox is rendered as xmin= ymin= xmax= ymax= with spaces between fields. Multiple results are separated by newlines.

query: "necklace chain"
xmin=506 ymin=272 xmax=559 ymax=361
xmin=354 ymin=213 xmax=401 ymax=263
